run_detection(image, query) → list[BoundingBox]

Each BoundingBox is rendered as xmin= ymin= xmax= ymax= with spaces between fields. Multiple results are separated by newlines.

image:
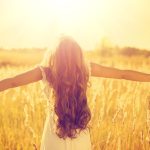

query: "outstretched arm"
xmin=90 ymin=62 xmax=150 ymax=82
xmin=0 ymin=66 xmax=42 ymax=92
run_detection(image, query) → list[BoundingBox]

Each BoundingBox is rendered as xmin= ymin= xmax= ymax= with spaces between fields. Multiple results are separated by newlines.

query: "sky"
xmin=0 ymin=0 xmax=150 ymax=50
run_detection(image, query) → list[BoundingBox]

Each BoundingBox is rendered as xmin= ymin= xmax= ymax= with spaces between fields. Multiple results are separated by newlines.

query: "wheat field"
xmin=0 ymin=53 xmax=150 ymax=150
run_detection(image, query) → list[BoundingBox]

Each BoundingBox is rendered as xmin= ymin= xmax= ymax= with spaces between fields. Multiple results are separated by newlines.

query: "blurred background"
xmin=0 ymin=0 xmax=150 ymax=150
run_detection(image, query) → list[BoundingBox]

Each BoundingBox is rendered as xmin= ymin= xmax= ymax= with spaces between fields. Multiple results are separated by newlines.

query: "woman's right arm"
xmin=90 ymin=62 xmax=150 ymax=82
xmin=0 ymin=66 xmax=43 ymax=92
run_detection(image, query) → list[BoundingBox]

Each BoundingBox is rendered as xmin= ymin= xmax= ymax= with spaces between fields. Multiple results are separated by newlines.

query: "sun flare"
xmin=1 ymin=0 xmax=150 ymax=50
xmin=23 ymin=0 xmax=110 ymax=50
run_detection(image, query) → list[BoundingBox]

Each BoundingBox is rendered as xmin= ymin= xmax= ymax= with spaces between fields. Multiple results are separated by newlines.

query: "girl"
xmin=0 ymin=36 xmax=150 ymax=150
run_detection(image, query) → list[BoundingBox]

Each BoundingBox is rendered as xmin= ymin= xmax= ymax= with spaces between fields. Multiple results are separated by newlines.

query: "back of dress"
xmin=38 ymin=63 xmax=92 ymax=150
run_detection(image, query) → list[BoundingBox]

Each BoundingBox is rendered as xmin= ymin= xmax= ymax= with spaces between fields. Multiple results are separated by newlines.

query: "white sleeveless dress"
xmin=38 ymin=64 xmax=92 ymax=150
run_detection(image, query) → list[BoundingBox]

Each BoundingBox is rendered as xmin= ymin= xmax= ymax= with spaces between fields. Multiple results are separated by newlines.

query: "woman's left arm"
xmin=121 ymin=69 xmax=150 ymax=82
xmin=0 ymin=66 xmax=42 ymax=92
xmin=90 ymin=62 xmax=150 ymax=82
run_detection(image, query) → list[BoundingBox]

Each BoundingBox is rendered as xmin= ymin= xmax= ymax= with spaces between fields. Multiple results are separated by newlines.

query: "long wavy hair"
xmin=42 ymin=36 xmax=91 ymax=139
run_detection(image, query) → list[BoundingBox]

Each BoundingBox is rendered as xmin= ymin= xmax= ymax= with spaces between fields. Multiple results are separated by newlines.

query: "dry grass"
xmin=0 ymin=53 xmax=150 ymax=150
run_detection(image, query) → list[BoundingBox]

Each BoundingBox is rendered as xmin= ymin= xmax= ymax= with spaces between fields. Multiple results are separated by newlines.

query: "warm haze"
xmin=0 ymin=0 xmax=150 ymax=50
xmin=1 ymin=1 xmax=150 ymax=150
